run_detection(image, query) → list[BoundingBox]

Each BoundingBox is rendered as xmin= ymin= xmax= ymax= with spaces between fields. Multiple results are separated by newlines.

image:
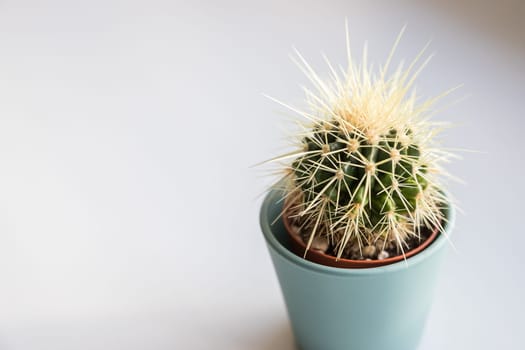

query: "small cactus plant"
xmin=269 ymin=28 xmax=454 ymax=261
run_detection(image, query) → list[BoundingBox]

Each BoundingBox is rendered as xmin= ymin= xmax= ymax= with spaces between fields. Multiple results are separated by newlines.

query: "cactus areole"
xmin=269 ymin=30 xmax=454 ymax=268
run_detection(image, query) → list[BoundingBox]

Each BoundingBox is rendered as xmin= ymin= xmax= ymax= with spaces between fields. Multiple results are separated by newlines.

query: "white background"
xmin=0 ymin=0 xmax=523 ymax=349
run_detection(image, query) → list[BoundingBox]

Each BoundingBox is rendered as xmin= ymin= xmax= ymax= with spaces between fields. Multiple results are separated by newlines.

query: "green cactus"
xmin=270 ymin=29 xmax=452 ymax=260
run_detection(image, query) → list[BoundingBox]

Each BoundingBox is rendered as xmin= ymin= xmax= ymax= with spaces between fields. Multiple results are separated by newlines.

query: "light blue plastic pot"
xmin=260 ymin=188 xmax=455 ymax=350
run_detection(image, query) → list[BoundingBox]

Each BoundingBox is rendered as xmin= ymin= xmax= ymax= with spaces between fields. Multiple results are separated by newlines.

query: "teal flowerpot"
xmin=260 ymin=188 xmax=455 ymax=350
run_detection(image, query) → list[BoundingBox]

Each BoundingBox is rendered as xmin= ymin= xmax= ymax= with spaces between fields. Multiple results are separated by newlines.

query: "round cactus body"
xmin=272 ymin=30 xmax=452 ymax=260
xmin=288 ymin=119 xmax=440 ymax=259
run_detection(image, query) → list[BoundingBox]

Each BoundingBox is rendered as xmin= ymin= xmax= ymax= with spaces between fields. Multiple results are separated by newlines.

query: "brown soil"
xmin=295 ymin=226 xmax=432 ymax=261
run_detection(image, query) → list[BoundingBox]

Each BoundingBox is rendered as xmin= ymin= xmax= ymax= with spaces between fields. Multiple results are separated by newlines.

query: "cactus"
xmin=269 ymin=28 xmax=453 ymax=260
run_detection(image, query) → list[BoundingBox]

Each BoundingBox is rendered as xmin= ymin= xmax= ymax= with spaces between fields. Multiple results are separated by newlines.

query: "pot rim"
xmin=260 ymin=187 xmax=455 ymax=276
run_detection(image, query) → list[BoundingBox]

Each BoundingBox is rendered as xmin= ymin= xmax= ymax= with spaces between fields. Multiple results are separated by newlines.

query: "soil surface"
xmin=295 ymin=224 xmax=432 ymax=260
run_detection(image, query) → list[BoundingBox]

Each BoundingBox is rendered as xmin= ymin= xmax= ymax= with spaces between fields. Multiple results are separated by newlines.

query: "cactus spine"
xmin=272 ymin=29 xmax=452 ymax=260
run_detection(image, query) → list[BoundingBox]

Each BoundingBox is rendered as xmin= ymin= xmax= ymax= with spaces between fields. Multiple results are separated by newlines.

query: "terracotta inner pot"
xmin=282 ymin=207 xmax=440 ymax=268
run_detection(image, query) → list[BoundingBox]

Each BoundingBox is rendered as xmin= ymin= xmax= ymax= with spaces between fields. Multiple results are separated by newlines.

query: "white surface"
xmin=0 ymin=1 xmax=523 ymax=349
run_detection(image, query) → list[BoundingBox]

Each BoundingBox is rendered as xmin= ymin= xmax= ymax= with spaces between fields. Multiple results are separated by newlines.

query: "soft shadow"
xmin=421 ymin=0 xmax=525 ymax=52
xmin=236 ymin=319 xmax=296 ymax=350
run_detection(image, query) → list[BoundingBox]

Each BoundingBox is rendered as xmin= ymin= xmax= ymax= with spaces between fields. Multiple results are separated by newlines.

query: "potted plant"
xmin=259 ymin=27 xmax=457 ymax=350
